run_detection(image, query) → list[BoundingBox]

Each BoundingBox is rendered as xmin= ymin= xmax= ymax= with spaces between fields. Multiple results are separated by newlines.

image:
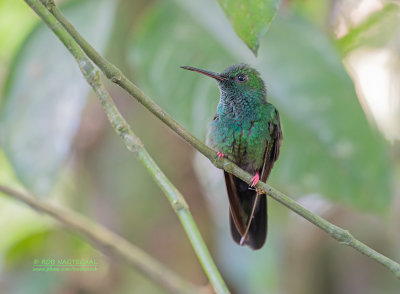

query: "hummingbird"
xmin=181 ymin=64 xmax=282 ymax=250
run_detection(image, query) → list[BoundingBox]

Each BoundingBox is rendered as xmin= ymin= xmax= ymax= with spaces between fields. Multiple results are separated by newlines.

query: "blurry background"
xmin=0 ymin=0 xmax=399 ymax=293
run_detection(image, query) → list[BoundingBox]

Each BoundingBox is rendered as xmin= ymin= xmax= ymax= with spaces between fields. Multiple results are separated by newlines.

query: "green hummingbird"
xmin=181 ymin=64 xmax=282 ymax=250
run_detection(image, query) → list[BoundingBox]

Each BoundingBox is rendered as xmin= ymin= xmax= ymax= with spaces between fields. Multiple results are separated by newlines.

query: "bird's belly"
xmin=207 ymin=120 xmax=267 ymax=174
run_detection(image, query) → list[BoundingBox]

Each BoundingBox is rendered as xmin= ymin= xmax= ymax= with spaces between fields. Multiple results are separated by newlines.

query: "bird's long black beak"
xmin=180 ymin=66 xmax=225 ymax=81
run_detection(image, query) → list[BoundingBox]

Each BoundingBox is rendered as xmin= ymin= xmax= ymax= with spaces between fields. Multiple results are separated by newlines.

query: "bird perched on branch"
xmin=181 ymin=64 xmax=282 ymax=250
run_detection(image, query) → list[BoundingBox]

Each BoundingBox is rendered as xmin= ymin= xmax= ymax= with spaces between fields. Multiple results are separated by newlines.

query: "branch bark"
xmin=0 ymin=185 xmax=203 ymax=294
xmin=25 ymin=0 xmax=400 ymax=281
xmin=24 ymin=1 xmax=229 ymax=293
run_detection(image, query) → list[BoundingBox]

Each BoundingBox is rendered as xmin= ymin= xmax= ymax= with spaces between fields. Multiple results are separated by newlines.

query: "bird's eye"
xmin=236 ymin=74 xmax=248 ymax=82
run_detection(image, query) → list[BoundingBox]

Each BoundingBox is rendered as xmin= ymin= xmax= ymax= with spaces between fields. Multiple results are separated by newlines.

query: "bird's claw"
xmin=249 ymin=173 xmax=260 ymax=187
xmin=217 ymin=151 xmax=225 ymax=159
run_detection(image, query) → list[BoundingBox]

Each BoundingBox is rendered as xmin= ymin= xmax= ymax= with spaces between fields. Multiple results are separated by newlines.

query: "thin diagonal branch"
xmin=25 ymin=0 xmax=229 ymax=293
xmin=40 ymin=0 xmax=215 ymax=161
xmin=33 ymin=0 xmax=400 ymax=280
xmin=0 ymin=185 xmax=203 ymax=294
xmin=24 ymin=1 xmax=229 ymax=293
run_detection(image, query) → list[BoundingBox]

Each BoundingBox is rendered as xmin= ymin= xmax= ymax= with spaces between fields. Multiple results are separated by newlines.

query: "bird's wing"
xmin=260 ymin=108 xmax=283 ymax=182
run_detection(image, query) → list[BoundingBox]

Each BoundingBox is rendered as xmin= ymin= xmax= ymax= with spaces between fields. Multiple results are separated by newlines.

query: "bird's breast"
xmin=207 ymin=115 xmax=268 ymax=174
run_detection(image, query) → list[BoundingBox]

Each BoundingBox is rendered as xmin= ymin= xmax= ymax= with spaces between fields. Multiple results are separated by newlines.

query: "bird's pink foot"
xmin=249 ymin=172 xmax=260 ymax=187
xmin=217 ymin=151 xmax=225 ymax=159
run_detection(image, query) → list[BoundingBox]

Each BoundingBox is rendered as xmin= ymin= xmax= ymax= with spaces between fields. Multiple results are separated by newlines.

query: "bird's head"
xmin=181 ymin=63 xmax=266 ymax=102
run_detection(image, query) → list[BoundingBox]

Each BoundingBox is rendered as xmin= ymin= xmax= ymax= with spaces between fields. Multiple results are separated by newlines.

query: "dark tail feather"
xmin=224 ymin=172 xmax=267 ymax=250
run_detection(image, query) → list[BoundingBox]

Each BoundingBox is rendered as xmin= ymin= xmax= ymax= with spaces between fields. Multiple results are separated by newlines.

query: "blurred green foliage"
xmin=0 ymin=1 xmax=37 ymax=64
xmin=0 ymin=0 xmax=399 ymax=293
xmin=0 ymin=0 xmax=116 ymax=196
xmin=337 ymin=3 xmax=400 ymax=55
xmin=130 ymin=0 xmax=390 ymax=211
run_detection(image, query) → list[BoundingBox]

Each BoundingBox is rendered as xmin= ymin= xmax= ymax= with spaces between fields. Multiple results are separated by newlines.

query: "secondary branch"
xmin=0 ymin=185 xmax=204 ymax=294
xmin=24 ymin=0 xmax=229 ymax=293
xmin=31 ymin=0 xmax=400 ymax=280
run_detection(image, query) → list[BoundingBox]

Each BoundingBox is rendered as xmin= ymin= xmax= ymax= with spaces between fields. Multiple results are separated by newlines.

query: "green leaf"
xmin=216 ymin=0 xmax=279 ymax=55
xmin=0 ymin=0 xmax=116 ymax=196
xmin=129 ymin=0 xmax=391 ymax=212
